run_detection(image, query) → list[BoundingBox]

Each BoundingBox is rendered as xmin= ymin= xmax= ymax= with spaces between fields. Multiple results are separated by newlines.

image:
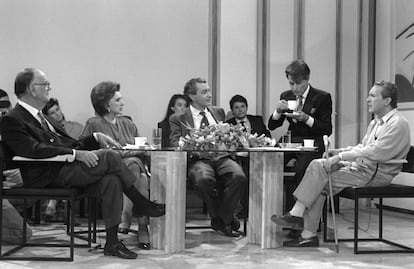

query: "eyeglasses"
xmin=33 ymin=83 xmax=51 ymax=91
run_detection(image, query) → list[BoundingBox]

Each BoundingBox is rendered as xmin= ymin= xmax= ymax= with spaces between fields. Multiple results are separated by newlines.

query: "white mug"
xmin=303 ymin=139 xmax=314 ymax=148
xmin=134 ymin=137 xmax=147 ymax=146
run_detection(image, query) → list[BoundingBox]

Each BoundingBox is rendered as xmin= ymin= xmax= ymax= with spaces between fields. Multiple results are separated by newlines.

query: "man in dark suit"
xmin=226 ymin=94 xmax=271 ymax=217
xmin=169 ymin=78 xmax=247 ymax=237
xmin=0 ymin=68 xmax=165 ymax=259
xmin=227 ymin=94 xmax=271 ymax=138
xmin=268 ymin=60 xmax=332 ymax=214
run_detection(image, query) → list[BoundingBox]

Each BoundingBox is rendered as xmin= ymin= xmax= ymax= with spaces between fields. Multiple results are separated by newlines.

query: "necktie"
xmin=240 ymin=120 xmax=247 ymax=132
xmin=296 ymin=95 xmax=304 ymax=112
xmin=199 ymin=111 xmax=209 ymax=128
xmin=38 ymin=112 xmax=51 ymax=132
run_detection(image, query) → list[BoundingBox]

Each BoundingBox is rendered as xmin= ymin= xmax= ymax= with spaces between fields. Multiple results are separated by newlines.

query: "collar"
xmin=236 ymin=117 xmax=247 ymax=123
xmin=190 ymin=104 xmax=208 ymax=116
xmin=298 ymin=85 xmax=310 ymax=99
xmin=18 ymin=100 xmax=42 ymax=120
xmin=375 ymin=108 xmax=397 ymax=125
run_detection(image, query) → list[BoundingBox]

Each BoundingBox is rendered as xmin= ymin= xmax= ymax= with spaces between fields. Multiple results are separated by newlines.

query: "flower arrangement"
xmin=178 ymin=122 xmax=276 ymax=151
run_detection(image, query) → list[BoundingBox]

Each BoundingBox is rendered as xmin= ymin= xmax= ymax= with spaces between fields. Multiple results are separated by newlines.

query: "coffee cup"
xmin=303 ymin=139 xmax=314 ymax=148
xmin=134 ymin=137 xmax=147 ymax=146
xmin=287 ymin=100 xmax=297 ymax=111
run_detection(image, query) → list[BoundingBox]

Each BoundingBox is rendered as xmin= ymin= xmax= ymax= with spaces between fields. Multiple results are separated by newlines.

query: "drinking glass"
xmin=282 ymin=130 xmax=291 ymax=144
xmin=152 ymin=128 xmax=162 ymax=149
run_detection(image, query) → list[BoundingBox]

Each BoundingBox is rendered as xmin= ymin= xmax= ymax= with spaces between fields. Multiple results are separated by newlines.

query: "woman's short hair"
xmin=374 ymin=80 xmax=398 ymax=108
xmin=90 ymin=81 xmax=120 ymax=116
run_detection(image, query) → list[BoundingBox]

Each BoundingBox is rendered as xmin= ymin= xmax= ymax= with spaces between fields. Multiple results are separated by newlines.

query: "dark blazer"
xmin=227 ymin=115 xmax=271 ymax=138
xmin=157 ymin=119 xmax=170 ymax=148
xmin=169 ymin=106 xmax=225 ymax=147
xmin=0 ymin=104 xmax=99 ymax=187
xmin=268 ymin=86 xmax=332 ymax=153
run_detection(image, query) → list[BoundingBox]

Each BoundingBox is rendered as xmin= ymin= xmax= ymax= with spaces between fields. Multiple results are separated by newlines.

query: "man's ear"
xmin=188 ymin=94 xmax=195 ymax=102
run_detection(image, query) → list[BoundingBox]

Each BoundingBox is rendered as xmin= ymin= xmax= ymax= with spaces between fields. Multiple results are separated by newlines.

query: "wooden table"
xmin=148 ymin=147 xmax=316 ymax=253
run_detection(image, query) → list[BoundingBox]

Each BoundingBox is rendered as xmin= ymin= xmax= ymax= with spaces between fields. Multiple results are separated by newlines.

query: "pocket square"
xmin=310 ymin=108 xmax=316 ymax=114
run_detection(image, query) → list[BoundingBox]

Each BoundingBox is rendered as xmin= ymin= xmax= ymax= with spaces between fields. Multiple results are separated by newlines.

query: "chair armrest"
xmin=12 ymin=154 xmax=75 ymax=162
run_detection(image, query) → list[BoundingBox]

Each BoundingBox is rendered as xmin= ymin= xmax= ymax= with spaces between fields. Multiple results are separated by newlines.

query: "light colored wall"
xmin=0 ymin=0 xmax=209 ymax=138
xmin=268 ymin=0 xmax=295 ymax=141
xmin=219 ymin=0 xmax=258 ymax=117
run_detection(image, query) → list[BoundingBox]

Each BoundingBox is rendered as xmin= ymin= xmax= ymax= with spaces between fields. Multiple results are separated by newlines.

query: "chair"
xmin=0 ymin=142 xmax=94 ymax=261
xmin=323 ymin=146 xmax=414 ymax=254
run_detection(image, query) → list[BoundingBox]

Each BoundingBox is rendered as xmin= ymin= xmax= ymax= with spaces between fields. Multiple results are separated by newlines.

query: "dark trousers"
xmin=54 ymin=150 xmax=136 ymax=228
xmin=188 ymin=157 xmax=247 ymax=225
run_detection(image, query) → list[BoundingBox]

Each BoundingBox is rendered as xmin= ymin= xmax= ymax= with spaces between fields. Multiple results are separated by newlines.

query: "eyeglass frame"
xmin=32 ymin=82 xmax=51 ymax=91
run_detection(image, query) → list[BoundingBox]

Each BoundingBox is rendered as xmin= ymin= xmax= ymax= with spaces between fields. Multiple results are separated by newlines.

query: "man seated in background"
xmin=227 ymin=94 xmax=271 ymax=138
xmin=42 ymin=97 xmax=84 ymax=220
xmin=1 ymin=68 xmax=165 ymax=259
xmin=268 ymin=60 xmax=332 ymax=217
xmin=42 ymin=98 xmax=84 ymax=139
xmin=0 ymin=88 xmax=33 ymax=244
xmin=271 ymin=81 xmax=410 ymax=247
xmin=226 ymin=94 xmax=271 ymax=218
xmin=170 ymin=78 xmax=247 ymax=237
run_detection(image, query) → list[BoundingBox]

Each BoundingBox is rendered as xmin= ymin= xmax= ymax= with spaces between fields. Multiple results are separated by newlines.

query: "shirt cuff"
xmin=305 ymin=115 xmax=314 ymax=127
xmin=69 ymin=150 xmax=76 ymax=162
xmin=272 ymin=110 xmax=282 ymax=120
xmin=93 ymin=132 xmax=99 ymax=141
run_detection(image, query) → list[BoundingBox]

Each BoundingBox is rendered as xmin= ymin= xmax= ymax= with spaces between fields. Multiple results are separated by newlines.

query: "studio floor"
xmin=1 ymin=208 xmax=414 ymax=269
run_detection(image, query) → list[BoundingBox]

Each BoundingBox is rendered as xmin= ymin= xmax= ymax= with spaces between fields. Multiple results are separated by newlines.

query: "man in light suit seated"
xmin=169 ymin=78 xmax=247 ymax=237
xmin=271 ymin=80 xmax=410 ymax=247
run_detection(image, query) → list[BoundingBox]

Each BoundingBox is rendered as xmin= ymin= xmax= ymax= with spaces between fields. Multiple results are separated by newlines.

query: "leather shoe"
xmin=104 ymin=241 xmax=138 ymax=259
xmin=137 ymin=242 xmax=151 ymax=250
xmin=134 ymin=201 xmax=165 ymax=217
xmin=283 ymin=236 xmax=319 ymax=247
xmin=270 ymin=213 xmax=304 ymax=230
xmin=287 ymin=229 xmax=302 ymax=239
xmin=230 ymin=217 xmax=240 ymax=231
xmin=211 ymin=217 xmax=241 ymax=237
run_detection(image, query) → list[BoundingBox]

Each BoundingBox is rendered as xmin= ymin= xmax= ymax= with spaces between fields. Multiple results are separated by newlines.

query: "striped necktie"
xmin=296 ymin=95 xmax=304 ymax=112
xmin=199 ymin=111 xmax=209 ymax=128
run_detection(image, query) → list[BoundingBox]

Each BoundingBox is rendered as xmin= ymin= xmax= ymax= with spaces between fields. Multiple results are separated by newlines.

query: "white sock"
xmin=301 ymin=230 xmax=316 ymax=239
xmin=289 ymin=201 xmax=306 ymax=217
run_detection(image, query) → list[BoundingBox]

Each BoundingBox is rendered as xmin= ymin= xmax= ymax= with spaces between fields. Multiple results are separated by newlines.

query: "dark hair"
xmin=0 ymin=89 xmax=11 ymax=109
xmin=229 ymin=94 xmax=248 ymax=110
xmin=42 ymin=98 xmax=60 ymax=115
xmin=183 ymin=78 xmax=207 ymax=98
xmin=374 ymin=80 xmax=398 ymax=108
xmin=14 ymin=68 xmax=36 ymax=98
xmin=285 ymin=60 xmax=311 ymax=83
xmin=90 ymin=81 xmax=120 ymax=116
xmin=162 ymin=94 xmax=189 ymax=122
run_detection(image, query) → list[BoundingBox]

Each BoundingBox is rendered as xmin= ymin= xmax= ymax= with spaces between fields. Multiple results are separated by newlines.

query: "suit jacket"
xmin=0 ymin=104 xmax=99 ymax=187
xmin=227 ymin=115 xmax=271 ymax=138
xmin=169 ymin=106 xmax=225 ymax=147
xmin=268 ymin=86 xmax=332 ymax=153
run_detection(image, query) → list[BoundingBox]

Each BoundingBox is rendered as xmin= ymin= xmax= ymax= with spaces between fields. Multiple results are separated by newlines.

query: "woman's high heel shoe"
xmin=137 ymin=230 xmax=151 ymax=250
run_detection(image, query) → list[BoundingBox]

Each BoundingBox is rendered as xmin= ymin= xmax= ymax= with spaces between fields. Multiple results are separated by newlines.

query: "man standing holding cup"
xmin=268 ymin=60 xmax=333 ymax=216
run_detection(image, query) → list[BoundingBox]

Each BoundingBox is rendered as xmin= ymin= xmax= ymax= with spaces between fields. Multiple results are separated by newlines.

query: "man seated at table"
xmin=227 ymin=94 xmax=271 ymax=138
xmin=226 ymin=94 xmax=270 ymax=218
xmin=0 ymin=68 xmax=165 ymax=259
xmin=169 ymin=78 xmax=247 ymax=237
xmin=271 ymin=80 xmax=410 ymax=247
